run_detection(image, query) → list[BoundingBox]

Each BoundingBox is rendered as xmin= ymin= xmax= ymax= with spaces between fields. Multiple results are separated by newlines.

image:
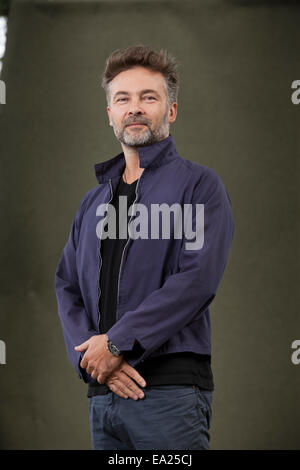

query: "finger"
xmin=80 ymin=357 xmax=88 ymax=369
xmin=74 ymin=342 xmax=89 ymax=352
xmin=111 ymin=374 xmax=145 ymax=400
xmin=122 ymin=363 xmax=147 ymax=387
xmin=97 ymin=373 xmax=108 ymax=385
xmin=108 ymin=378 xmax=142 ymax=400
xmin=91 ymin=369 xmax=98 ymax=379
xmin=86 ymin=364 xmax=95 ymax=375
xmin=107 ymin=382 xmax=128 ymax=400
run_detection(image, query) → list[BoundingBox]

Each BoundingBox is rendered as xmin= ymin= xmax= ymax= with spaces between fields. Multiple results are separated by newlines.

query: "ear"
xmin=168 ymin=102 xmax=178 ymax=124
xmin=107 ymin=106 xmax=112 ymax=127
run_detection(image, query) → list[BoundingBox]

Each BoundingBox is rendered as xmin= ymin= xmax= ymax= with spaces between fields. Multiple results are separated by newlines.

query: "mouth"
xmin=126 ymin=123 xmax=146 ymax=127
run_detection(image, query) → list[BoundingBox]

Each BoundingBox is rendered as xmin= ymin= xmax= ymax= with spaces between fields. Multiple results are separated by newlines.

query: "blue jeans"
xmin=89 ymin=384 xmax=213 ymax=450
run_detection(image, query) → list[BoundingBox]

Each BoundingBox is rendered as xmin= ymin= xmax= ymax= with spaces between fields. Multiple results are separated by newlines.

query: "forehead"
xmin=110 ymin=66 xmax=166 ymax=96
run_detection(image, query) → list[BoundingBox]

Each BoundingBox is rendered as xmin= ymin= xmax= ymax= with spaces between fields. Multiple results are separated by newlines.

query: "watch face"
xmin=108 ymin=341 xmax=120 ymax=356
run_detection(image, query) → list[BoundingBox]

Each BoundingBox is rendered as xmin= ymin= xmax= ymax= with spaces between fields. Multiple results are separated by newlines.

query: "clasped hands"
xmin=74 ymin=334 xmax=146 ymax=400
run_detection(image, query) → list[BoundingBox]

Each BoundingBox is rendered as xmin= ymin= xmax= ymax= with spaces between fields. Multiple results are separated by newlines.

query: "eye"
xmin=144 ymin=95 xmax=156 ymax=100
xmin=117 ymin=97 xmax=127 ymax=102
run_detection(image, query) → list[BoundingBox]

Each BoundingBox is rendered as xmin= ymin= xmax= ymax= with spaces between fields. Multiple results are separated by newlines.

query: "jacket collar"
xmin=94 ymin=133 xmax=178 ymax=183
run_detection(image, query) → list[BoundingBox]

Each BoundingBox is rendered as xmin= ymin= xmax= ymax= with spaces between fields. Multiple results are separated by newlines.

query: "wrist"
xmin=106 ymin=334 xmax=123 ymax=357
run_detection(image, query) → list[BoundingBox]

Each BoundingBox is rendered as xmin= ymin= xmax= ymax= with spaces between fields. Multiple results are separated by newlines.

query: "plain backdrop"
xmin=0 ymin=0 xmax=299 ymax=449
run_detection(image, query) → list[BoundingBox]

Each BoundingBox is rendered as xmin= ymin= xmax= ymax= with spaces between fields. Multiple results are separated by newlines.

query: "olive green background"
xmin=0 ymin=0 xmax=299 ymax=450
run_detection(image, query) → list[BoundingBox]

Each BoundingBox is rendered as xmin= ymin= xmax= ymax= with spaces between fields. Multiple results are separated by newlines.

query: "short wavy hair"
xmin=101 ymin=44 xmax=180 ymax=107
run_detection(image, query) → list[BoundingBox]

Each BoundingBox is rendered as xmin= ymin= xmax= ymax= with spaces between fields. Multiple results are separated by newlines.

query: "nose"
xmin=128 ymin=109 xmax=142 ymax=116
xmin=127 ymin=98 xmax=144 ymax=117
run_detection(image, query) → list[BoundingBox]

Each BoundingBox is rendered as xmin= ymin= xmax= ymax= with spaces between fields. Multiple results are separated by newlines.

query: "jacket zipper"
xmin=97 ymin=178 xmax=114 ymax=333
xmin=115 ymin=174 xmax=142 ymax=324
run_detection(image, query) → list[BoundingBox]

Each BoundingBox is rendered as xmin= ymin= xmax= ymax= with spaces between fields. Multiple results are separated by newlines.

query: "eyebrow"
xmin=113 ymin=89 xmax=160 ymax=100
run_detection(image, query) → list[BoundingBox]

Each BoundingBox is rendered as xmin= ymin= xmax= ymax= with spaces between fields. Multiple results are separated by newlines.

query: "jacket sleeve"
xmin=106 ymin=168 xmax=235 ymax=367
xmin=54 ymin=193 xmax=98 ymax=382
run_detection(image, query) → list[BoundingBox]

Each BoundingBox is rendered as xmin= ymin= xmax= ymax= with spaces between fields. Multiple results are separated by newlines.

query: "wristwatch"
xmin=106 ymin=335 xmax=123 ymax=357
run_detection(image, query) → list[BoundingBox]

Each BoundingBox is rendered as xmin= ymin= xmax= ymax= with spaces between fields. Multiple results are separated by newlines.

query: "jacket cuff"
xmin=106 ymin=323 xmax=139 ymax=352
xmin=106 ymin=324 xmax=147 ymax=365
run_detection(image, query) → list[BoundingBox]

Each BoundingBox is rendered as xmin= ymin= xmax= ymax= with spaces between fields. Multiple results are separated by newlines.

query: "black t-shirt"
xmin=87 ymin=175 xmax=214 ymax=397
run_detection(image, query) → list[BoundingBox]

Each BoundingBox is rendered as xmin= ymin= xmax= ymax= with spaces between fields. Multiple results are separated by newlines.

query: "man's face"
xmin=106 ymin=66 xmax=177 ymax=147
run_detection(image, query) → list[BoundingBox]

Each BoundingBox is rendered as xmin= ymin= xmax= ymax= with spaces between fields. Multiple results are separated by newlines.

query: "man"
xmin=55 ymin=45 xmax=234 ymax=450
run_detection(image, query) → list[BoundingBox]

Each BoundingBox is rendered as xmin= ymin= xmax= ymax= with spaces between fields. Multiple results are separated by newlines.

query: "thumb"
xmin=74 ymin=341 xmax=89 ymax=352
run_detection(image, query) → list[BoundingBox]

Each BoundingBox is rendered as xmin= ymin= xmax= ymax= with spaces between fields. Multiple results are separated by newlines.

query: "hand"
xmin=74 ymin=334 xmax=123 ymax=384
xmin=105 ymin=357 xmax=147 ymax=400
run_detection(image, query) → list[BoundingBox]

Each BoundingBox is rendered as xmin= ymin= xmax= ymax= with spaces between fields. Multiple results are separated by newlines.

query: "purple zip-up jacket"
xmin=54 ymin=134 xmax=234 ymax=383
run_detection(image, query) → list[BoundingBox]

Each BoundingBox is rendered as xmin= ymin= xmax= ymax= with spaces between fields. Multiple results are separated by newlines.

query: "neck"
xmin=121 ymin=143 xmax=144 ymax=183
xmin=120 ymin=133 xmax=169 ymax=183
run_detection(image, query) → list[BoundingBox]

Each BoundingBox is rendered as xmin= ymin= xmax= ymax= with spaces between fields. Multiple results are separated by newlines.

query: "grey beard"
xmin=112 ymin=111 xmax=170 ymax=147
